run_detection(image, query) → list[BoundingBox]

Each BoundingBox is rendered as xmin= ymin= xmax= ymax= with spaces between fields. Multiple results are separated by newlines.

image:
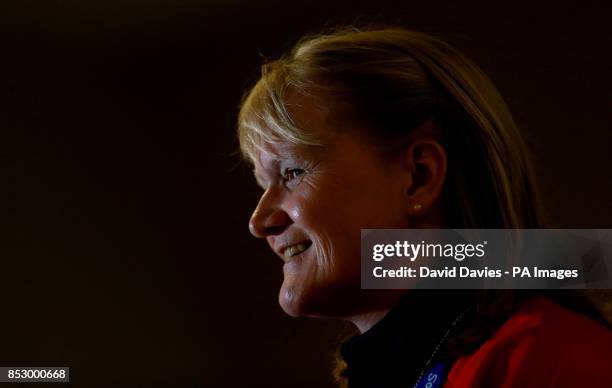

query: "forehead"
xmin=285 ymin=91 xmax=334 ymax=128
xmin=249 ymin=93 xmax=337 ymax=168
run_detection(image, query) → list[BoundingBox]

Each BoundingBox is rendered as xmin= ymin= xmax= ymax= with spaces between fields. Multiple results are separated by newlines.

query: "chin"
xmin=279 ymin=292 xmax=302 ymax=317
xmin=278 ymin=282 xmax=321 ymax=317
xmin=278 ymin=280 xmax=357 ymax=319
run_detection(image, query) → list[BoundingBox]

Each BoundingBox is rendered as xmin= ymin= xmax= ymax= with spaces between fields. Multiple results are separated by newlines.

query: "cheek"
xmin=288 ymin=183 xmax=335 ymax=228
xmin=293 ymin=195 xmax=361 ymax=280
xmin=285 ymin=194 xmax=337 ymax=268
xmin=352 ymin=180 xmax=409 ymax=228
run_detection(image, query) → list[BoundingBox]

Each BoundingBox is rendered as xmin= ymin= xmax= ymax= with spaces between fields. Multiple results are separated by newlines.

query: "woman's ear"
xmin=402 ymin=139 xmax=447 ymax=217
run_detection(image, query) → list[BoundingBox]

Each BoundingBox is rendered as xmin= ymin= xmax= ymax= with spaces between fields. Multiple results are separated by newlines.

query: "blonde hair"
xmin=238 ymin=26 xmax=542 ymax=229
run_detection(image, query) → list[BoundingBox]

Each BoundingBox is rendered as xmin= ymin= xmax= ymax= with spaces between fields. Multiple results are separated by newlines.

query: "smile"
xmin=283 ymin=241 xmax=312 ymax=259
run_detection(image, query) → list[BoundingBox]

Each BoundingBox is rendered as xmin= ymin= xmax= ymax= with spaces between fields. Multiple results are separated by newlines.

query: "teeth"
xmin=284 ymin=243 xmax=309 ymax=258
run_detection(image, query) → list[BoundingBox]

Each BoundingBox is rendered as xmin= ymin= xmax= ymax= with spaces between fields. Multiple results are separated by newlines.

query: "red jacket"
xmin=446 ymin=297 xmax=612 ymax=387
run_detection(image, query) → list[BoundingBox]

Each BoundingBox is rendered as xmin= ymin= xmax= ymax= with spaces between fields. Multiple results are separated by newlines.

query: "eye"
xmin=282 ymin=168 xmax=305 ymax=183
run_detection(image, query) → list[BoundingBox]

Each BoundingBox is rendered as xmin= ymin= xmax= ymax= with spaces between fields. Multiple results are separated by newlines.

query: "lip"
xmin=276 ymin=240 xmax=313 ymax=261
xmin=281 ymin=242 xmax=313 ymax=275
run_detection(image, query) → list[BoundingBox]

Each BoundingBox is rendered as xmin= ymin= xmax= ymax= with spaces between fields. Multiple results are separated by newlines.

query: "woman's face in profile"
xmin=249 ymin=97 xmax=414 ymax=318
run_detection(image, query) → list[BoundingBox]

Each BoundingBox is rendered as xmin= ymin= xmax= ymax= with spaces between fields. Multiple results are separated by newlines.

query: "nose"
xmin=249 ymin=190 xmax=292 ymax=238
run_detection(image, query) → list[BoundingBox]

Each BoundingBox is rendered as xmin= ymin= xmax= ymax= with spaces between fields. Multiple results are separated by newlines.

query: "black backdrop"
xmin=2 ymin=1 xmax=611 ymax=387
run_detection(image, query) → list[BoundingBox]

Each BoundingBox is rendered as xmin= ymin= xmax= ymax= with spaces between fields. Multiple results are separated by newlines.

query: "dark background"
xmin=2 ymin=0 xmax=611 ymax=386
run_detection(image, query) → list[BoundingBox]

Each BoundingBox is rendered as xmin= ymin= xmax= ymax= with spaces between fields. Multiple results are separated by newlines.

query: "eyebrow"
xmin=252 ymin=149 xmax=308 ymax=189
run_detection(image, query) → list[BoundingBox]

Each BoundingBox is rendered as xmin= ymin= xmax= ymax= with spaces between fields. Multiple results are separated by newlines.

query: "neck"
xmin=350 ymin=310 xmax=391 ymax=333
xmin=346 ymin=290 xmax=410 ymax=333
